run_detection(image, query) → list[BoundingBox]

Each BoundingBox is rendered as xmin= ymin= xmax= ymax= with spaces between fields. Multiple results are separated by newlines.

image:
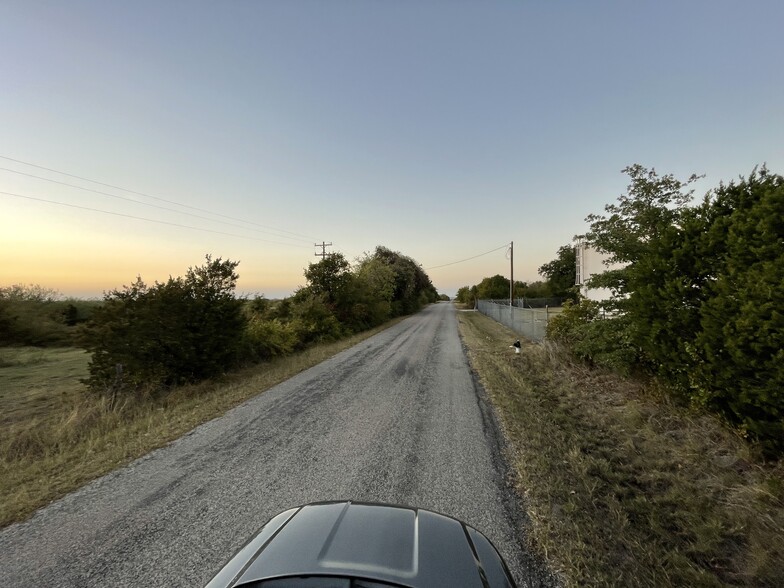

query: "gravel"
xmin=0 ymin=303 xmax=554 ymax=587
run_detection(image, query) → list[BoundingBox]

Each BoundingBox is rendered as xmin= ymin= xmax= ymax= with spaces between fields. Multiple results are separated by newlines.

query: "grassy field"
xmin=0 ymin=347 xmax=90 ymax=425
xmin=0 ymin=320 xmax=402 ymax=528
xmin=457 ymin=309 xmax=784 ymax=587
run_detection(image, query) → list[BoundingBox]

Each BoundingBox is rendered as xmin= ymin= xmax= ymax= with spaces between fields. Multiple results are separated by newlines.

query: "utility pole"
xmin=314 ymin=241 xmax=333 ymax=258
xmin=509 ymin=241 xmax=514 ymax=307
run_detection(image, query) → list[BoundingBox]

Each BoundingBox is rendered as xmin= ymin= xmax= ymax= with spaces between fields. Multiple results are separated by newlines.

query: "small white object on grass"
xmin=510 ymin=340 xmax=521 ymax=354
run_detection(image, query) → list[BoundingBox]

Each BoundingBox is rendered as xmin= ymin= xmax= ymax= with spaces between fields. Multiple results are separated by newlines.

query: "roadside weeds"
xmin=457 ymin=310 xmax=784 ymax=587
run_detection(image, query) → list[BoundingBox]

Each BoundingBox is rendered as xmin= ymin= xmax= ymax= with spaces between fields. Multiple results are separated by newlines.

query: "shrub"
xmin=572 ymin=164 xmax=784 ymax=452
xmin=290 ymin=292 xmax=344 ymax=344
xmin=82 ymin=256 xmax=247 ymax=392
xmin=691 ymin=168 xmax=784 ymax=450
xmin=244 ymin=316 xmax=300 ymax=360
xmin=547 ymin=299 xmax=640 ymax=374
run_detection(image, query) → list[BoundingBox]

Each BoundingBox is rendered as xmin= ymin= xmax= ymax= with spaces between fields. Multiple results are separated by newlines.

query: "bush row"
xmin=547 ymin=165 xmax=783 ymax=453
xmin=80 ymin=247 xmax=438 ymax=393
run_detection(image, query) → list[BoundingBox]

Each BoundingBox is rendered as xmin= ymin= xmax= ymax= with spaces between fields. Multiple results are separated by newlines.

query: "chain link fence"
xmin=476 ymin=300 xmax=561 ymax=342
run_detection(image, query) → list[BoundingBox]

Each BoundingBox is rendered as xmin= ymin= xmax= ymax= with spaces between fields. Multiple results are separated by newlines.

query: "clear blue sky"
xmin=2 ymin=0 xmax=782 ymax=298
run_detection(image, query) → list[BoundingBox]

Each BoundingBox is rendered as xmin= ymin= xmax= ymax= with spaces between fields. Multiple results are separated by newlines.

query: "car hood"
xmin=206 ymin=501 xmax=515 ymax=588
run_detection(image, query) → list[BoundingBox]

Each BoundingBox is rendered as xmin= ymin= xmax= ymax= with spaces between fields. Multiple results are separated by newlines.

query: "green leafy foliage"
xmin=463 ymin=242 xmax=579 ymax=305
xmin=455 ymin=286 xmax=473 ymax=305
xmin=562 ymin=164 xmax=784 ymax=452
xmin=0 ymin=284 xmax=98 ymax=346
xmin=547 ymin=300 xmax=640 ymax=373
xmin=290 ymin=291 xmax=345 ymax=343
xmin=303 ymin=252 xmax=352 ymax=305
xmin=691 ymin=169 xmax=784 ymax=444
xmin=476 ymin=274 xmax=511 ymax=300
xmin=581 ymin=166 xmax=706 ymax=389
xmin=37 ymin=246 xmax=438 ymax=398
xmin=0 ymin=284 xmax=60 ymax=302
xmin=295 ymin=247 xmax=436 ymax=334
xmin=520 ymin=280 xmax=550 ymax=299
xmin=538 ymin=244 xmax=578 ymax=300
xmin=82 ymin=256 xmax=246 ymax=391
xmin=243 ymin=316 xmax=300 ymax=359
xmin=241 ymin=246 xmax=437 ymax=362
xmin=370 ymin=246 xmax=438 ymax=314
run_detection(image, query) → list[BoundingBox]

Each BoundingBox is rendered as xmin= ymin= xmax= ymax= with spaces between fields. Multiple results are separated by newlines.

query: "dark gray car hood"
xmin=205 ymin=501 xmax=515 ymax=588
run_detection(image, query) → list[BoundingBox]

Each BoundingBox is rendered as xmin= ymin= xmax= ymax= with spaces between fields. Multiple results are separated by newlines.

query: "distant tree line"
xmin=547 ymin=164 xmax=783 ymax=452
xmin=0 ymin=284 xmax=97 ymax=346
xmin=454 ymin=245 xmax=578 ymax=306
xmin=79 ymin=246 xmax=438 ymax=392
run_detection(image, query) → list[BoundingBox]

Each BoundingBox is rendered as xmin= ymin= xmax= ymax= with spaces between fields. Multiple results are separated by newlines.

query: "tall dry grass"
xmin=458 ymin=310 xmax=784 ymax=587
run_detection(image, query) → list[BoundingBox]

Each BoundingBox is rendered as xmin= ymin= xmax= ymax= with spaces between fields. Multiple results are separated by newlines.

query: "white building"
xmin=574 ymin=240 xmax=625 ymax=301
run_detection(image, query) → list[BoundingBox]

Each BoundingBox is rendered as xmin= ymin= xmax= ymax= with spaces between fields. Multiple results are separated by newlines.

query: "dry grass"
xmin=457 ymin=310 xmax=784 ymax=587
xmin=0 ymin=321 xmax=400 ymax=528
xmin=0 ymin=347 xmax=90 ymax=424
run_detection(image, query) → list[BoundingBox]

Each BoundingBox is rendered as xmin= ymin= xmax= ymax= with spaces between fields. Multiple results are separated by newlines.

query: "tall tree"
xmin=303 ymin=253 xmax=352 ymax=305
xmin=538 ymin=244 xmax=577 ymax=299
xmin=475 ymin=274 xmax=510 ymax=300
xmin=580 ymin=164 xmax=702 ymax=378
xmin=455 ymin=286 xmax=472 ymax=304
xmin=581 ymin=164 xmax=700 ymax=302
xmin=372 ymin=246 xmax=437 ymax=314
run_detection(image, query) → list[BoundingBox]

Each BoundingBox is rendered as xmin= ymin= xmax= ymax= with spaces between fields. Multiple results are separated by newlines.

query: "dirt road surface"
xmin=0 ymin=303 xmax=553 ymax=587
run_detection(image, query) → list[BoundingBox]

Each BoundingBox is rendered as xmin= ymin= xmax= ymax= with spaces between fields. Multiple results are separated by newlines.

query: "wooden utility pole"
xmin=509 ymin=241 xmax=514 ymax=307
xmin=314 ymin=242 xmax=333 ymax=258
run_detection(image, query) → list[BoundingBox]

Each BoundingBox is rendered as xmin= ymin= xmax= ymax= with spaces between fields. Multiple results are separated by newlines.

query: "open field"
xmin=0 ymin=320 xmax=403 ymax=528
xmin=457 ymin=310 xmax=784 ymax=587
xmin=0 ymin=347 xmax=90 ymax=425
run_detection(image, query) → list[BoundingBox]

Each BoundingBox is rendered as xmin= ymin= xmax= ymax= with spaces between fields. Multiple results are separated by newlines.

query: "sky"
xmin=1 ymin=0 xmax=782 ymax=299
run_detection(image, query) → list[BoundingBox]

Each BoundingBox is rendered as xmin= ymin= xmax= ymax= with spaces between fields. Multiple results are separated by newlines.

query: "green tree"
xmin=581 ymin=164 xmax=700 ymax=302
xmin=538 ymin=245 xmax=577 ymax=300
xmin=289 ymin=288 xmax=345 ymax=343
xmin=282 ymin=246 xmax=437 ymax=345
xmin=0 ymin=298 xmax=15 ymax=344
xmin=692 ymin=168 xmax=784 ymax=445
xmin=0 ymin=284 xmax=60 ymax=302
xmin=547 ymin=299 xmax=638 ymax=373
xmin=580 ymin=165 xmax=701 ymax=377
xmin=303 ymin=253 xmax=352 ymax=305
xmin=353 ymin=254 xmax=397 ymax=327
xmin=249 ymin=295 xmax=272 ymax=318
xmin=455 ymin=286 xmax=472 ymax=304
xmin=475 ymin=274 xmax=510 ymax=300
xmin=520 ymin=280 xmax=551 ymax=299
xmin=83 ymin=256 xmax=246 ymax=391
xmin=573 ymin=163 xmax=784 ymax=450
xmin=371 ymin=246 xmax=437 ymax=315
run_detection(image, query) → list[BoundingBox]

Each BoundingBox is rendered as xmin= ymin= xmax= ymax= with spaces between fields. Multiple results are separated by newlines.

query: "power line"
xmin=0 ymin=154 xmax=316 ymax=242
xmin=425 ymin=244 xmax=510 ymax=270
xmin=0 ymin=166 xmax=313 ymax=244
xmin=0 ymin=189 xmax=313 ymax=248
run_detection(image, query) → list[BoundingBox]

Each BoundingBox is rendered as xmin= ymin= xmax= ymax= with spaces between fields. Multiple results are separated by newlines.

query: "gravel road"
xmin=0 ymin=302 xmax=553 ymax=587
